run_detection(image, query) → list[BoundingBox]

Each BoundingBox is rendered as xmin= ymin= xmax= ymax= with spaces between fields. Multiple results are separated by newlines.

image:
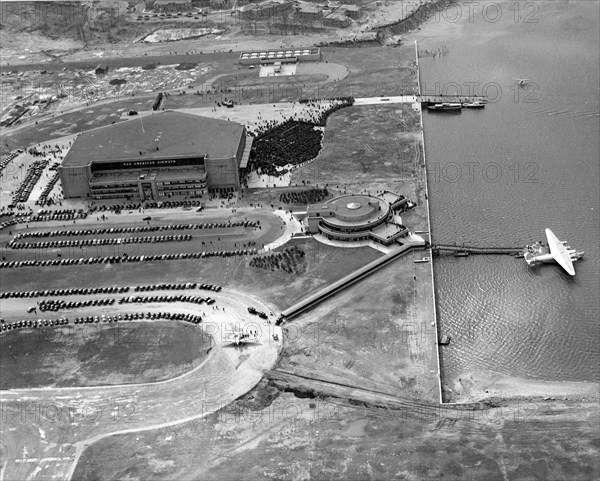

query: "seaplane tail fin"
xmin=546 ymin=228 xmax=575 ymax=276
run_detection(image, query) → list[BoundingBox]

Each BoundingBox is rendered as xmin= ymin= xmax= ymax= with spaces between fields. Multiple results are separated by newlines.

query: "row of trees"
xmin=249 ymin=245 xmax=306 ymax=274
xmin=279 ymin=188 xmax=329 ymax=205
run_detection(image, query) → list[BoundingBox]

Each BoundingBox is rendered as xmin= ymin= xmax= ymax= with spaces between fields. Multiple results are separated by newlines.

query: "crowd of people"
xmin=0 ymin=247 xmax=259 ymax=269
xmin=246 ymin=98 xmax=354 ymax=178
xmin=9 ymin=234 xmax=193 ymax=250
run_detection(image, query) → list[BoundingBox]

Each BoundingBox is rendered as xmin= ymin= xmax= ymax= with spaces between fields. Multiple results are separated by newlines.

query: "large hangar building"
xmin=59 ymin=111 xmax=252 ymax=201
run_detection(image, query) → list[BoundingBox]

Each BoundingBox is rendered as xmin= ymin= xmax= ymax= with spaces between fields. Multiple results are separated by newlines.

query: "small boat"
xmin=427 ymin=102 xmax=462 ymax=111
xmin=439 ymin=335 xmax=451 ymax=345
xmin=454 ymin=251 xmax=469 ymax=257
xmin=462 ymin=101 xmax=485 ymax=108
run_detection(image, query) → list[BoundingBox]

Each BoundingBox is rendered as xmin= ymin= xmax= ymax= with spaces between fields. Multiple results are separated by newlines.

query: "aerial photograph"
xmin=0 ymin=0 xmax=598 ymax=480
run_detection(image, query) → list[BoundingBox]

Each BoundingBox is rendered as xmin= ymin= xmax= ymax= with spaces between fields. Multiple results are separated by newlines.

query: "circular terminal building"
xmin=306 ymin=193 xmax=410 ymax=246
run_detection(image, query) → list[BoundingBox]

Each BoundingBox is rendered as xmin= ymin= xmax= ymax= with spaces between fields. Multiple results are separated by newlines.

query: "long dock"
xmin=419 ymin=95 xmax=486 ymax=104
xmin=431 ymin=244 xmax=521 ymax=255
xmin=279 ymin=244 xmax=415 ymax=322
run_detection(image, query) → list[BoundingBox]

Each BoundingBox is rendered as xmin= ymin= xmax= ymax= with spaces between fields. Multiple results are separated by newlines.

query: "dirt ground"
xmin=71 ymin=387 xmax=600 ymax=481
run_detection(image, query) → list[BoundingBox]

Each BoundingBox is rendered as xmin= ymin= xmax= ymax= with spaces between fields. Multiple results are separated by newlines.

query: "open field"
xmin=0 ymin=320 xmax=210 ymax=389
xmin=275 ymin=251 xmax=439 ymax=403
xmin=72 ymin=386 xmax=600 ymax=481
xmin=1 ymin=44 xmax=418 ymax=155
xmin=291 ymin=103 xmax=424 ymax=197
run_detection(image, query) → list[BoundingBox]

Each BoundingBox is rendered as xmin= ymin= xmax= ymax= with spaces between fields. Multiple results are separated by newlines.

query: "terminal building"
xmin=238 ymin=47 xmax=320 ymax=65
xmin=306 ymin=193 xmax=410 ymax=245
xmin=59 ymin=111 xmax=252 ymax=201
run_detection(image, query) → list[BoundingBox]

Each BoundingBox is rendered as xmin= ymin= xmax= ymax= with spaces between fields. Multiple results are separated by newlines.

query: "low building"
xmin=295 ymin=4 xmax=322 ymax=21
xmin=341 ymin=4 xmax=360 ymax=18
xmin=95 ymin=63 xmax=109 ymax=75
xmin=59 ymin=111 xmax=252 ymax=200
xmin=239 ymin=0 xmax=291 ymax=20
xmin=305 ymin=193 xmax=410 ymax=245
xmin=323 ymin=11 xmax=350 ymax=27
xmin=239 ymin=47 xmax=320 ymax=65
xmin=153 ymin=0 xmax=193 ymax=12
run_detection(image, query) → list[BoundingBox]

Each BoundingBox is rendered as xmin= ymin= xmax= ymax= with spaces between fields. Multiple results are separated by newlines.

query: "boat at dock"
xmin=462 ymin=101 xmax=485 ymax=108
xmin=439 ymin=335 xmax=452 ymax=345
xmin=427 ymin=102 xmax=462 ymax=111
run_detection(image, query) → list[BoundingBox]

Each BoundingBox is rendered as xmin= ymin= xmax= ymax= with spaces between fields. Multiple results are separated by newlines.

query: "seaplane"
xmin=513 ymin=78 xmax=531 ymax=87
xmin=223 ymin=330 xmax=260 ymax=346
xmin=523 ymin=228 xmax=584 ymax=276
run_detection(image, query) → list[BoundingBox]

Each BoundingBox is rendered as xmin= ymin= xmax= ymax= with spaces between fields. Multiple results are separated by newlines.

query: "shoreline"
xmin=443 ymin=371 xmax=600 ymax=404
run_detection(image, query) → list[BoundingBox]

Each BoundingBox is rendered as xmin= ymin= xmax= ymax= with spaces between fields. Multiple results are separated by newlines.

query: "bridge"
xmin=431 ymin=244 xmax=522 ymax=256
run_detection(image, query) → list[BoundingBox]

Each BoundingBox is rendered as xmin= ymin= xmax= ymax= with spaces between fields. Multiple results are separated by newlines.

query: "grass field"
xmin=291 ymin=103 xmax=422 ymax=194
xmin=0 ymin=320 xmax=210 ymax=389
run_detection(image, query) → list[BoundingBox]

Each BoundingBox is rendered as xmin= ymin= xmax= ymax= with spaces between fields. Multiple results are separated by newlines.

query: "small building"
xmin=95 ymin=63 xmax=109 ymax=75
xmin=239 ymin=0 xmax=291 ymax=20
xmin=323 ymin=11 xmax=350 ymax=27
xmin=153 ymin=0 xmax=193 ymax=12
xmin=295 ymin=4 xmax=322 ymax=22
xmin=305 ymin=193 xmax=410 ymax=246
xmin=341 ymin=4 xmax=360 ymax=18
xmin=239 ymin=47 xmax=320 ymax=65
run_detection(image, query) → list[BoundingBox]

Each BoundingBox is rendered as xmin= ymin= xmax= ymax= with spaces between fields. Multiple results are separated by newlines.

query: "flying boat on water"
xmin=523 ymin=228 xmax=584 ymax=276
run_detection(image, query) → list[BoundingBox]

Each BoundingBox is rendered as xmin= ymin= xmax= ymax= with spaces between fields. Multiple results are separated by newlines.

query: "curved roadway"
xmin=0 ymin=289 xmax=281 ymax=481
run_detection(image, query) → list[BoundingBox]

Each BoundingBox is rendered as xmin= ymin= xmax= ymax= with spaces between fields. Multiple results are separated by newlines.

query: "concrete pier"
xmin=415 ymin=40 xmax=443 ymax=405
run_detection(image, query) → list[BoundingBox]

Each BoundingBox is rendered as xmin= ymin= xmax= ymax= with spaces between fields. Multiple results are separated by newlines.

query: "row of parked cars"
xmin=12 ymin=160 xmax=49 ymax=203
xmin=9 ymin=234 xmax=193 ymax=250
xmin=1 ymin=286 xmax=130 ymax=299
xmin=0 ymin=249 xmax=259 ymax=269
xmin=15 ymin=220 xmax=257 ymax=240
xmin=39 ymin=298 xmax=115 ymax=311
xmin=1 ymin=317 xmax=68 ymax=332
xmin=0 ymin=150 xmax=22 ymax=173
xmin=118 ymin=294 xmax=215 ymax=305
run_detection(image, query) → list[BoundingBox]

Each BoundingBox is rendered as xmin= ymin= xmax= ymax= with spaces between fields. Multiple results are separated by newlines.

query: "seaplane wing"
xmin=546 ymin=228 xmax=575 ymax=276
